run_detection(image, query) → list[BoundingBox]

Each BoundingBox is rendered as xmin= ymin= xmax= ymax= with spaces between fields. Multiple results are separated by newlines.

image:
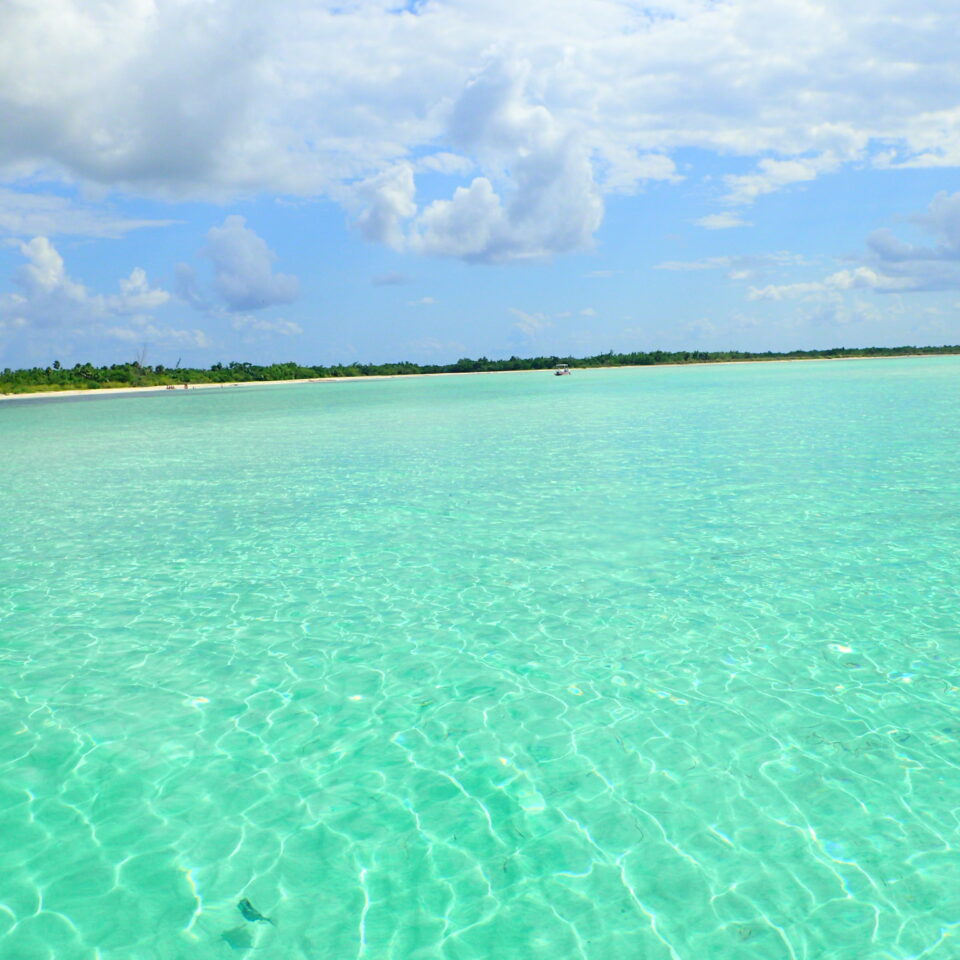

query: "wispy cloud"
xmin=510 ymin=307 xmax=551 ymax=336
xmin=749 ymin=268 xmax=913 ymax=301
xmin=0 ymin=188 xmax=177 ymax=239
xmin=656 ymin=252 xmax=808 ymax=280
xmin=232 ymin=315 xmax=303 ymax=335
xmin=100 ymin=317 xmax=211 ymax=348
xmin=371 ymin=272 xmax=410 ymax=286
xmin=408 ymin=336 xmax=466 ymax=356
xmin=695 ymin=212 xmax=752 ymax=230
xmin=416 ymin=153 xmax=474 ymax=176
xmin=751 ymin=192 xmax=960 ymax=299
xmin=722 ymin=155 xmax=843 ymax=206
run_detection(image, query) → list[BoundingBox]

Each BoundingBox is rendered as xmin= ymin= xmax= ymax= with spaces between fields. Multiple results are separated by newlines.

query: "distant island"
xmin=3 ymin=344 xmax=959 ymax=395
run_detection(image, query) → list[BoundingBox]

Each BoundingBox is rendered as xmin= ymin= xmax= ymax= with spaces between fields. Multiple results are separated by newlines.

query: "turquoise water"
xmin=2 ymin=358 xmax=960 ymax=959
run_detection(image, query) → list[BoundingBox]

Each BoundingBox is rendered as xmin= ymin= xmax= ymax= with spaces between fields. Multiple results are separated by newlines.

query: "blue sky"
xmin=2 ymin=0 xmax=959 ymax=369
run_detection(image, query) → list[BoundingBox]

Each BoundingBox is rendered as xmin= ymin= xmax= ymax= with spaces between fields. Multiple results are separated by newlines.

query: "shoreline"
xmin=0 ymin=352 xmax=952 ymax=402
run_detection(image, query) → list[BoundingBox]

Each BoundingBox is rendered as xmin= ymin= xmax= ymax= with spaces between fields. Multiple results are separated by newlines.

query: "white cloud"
xmin=907 ymin=191 xmax=960 ymax=254
xmin=15 ymin=237 xmax=85 ymax=303
xmin=409 ymin=59 xmax=603 ymax=262
xmin=723 ymin=155 xmax=841 ymax=205
xmin=100 ymin=318 xmax=211 ymax=348
xmin=751 ymin=191 xmax=960 ymax=299
xmin=827 ymin=267 xmax=912 ymax=292
xmin=510 ymin=307 xmax=551 ymax=336
xmin=203 ymin=215 xmax=298 ymax=311
xmin=597 ymin=150 xmax=681 ymax=194
xmin=416 ymin=153 xmax=475 ymax=176
xmin=871 ymin=108 xmax=960 ymax=171
xmin=749 ymin=269 xmax=916 ymax=300
xmin=411 ymin=176 xmax=504 ymax=260
xmin=2 ymin=1 xmax=960 ymax=258
xmin=747 ymin=281 xmax=825 ymax=301
xmin=0 ymin=188 xmax=176 ymax=238
xmin=346 ymin=58 xmax=607 ymax=262
xmin=656 ymin=252 xmax=808 ymax=280
xmin=119 ymin=267 xmax=170 ymax=311
xmin=231 ymin=315 xmax=303 ymax=336
xmin=695 ymin=212 xmax=752 ymax=230
xmin=407 ymin=296 xmax=436 ymax=306
xmin=353 ymin=165 xmax=417 ymax=249
xmin=1 ymin=237 xmax=169 ymax=329
xmin=800 ymin=296 xmax=887 ymax=328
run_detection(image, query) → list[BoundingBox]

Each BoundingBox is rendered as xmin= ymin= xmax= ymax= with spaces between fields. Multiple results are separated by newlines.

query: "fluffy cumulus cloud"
xmin=349 ymin=60 xmax=604 ymax=262
xmin=5 ymin=0 xmax=958 ymax=260
xmin=202 ymin=216 xmax=299 ymax=311
xmin=353 ymin=165 xmax=417 ymax=250
xmin=118 ymin=267 xmax=171 ymax=311
xmin=864 ymin=191 xmax=960 ymax=291
xmin=0 ymin=236 xmax=209 ymax=349
xmin=750 ymin=192 xmax=960 ymax=301
xmin=409 ymin=60 xmax=603 ymax=262
xmin=3 ymin=237 xmax=169 ymax=328
xmin=10 ymin=237 xmax=90 ymax=326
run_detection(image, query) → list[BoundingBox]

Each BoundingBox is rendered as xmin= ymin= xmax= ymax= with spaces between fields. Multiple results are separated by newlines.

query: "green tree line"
xmin=3 ymin=345 xmax=960 ymax=394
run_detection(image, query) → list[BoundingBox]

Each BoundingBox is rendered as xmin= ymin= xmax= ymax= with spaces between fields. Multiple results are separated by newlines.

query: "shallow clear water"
xmin=2 ymin=358 xmax=960 ymax=959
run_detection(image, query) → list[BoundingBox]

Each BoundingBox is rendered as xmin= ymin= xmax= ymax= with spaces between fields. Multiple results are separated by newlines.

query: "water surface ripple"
xmin=2 ymin=358 xmax=960 ymax=958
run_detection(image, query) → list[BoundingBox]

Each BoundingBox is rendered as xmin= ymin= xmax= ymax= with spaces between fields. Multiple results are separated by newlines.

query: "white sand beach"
xmin=0 ymin=353 xmax=946 ymax=402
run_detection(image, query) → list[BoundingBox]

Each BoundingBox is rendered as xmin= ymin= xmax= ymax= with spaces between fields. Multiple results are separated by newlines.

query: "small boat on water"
xmin=554 ymin=364 xmax=571 ymax=376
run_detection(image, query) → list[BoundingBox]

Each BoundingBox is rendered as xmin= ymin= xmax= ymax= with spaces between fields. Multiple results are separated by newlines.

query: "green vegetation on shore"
xmin=3 ymin=345 xmax=960 ymax=394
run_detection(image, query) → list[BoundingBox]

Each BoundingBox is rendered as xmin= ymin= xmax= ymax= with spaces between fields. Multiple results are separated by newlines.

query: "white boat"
xmin=554 ymin=364 xmax=571 ymax=376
